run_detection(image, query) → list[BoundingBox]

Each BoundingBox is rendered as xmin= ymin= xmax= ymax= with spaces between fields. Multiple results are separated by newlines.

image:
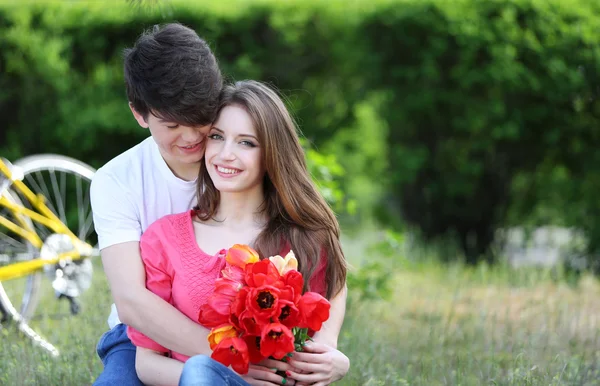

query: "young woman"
xmin=128 ymin=80 xmax=350 ymax=386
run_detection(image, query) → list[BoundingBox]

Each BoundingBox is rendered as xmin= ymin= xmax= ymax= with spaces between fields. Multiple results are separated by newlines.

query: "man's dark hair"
xmin=124 ymin=23 xmax=223 ymax=126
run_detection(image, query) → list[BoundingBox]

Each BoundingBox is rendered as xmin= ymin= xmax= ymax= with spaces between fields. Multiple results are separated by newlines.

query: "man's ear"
xmin=129 ymin=103 xmax=149 ymax=128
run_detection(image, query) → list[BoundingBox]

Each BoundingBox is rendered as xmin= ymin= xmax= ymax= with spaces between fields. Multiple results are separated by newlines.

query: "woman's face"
xmin=205 ymin=105 xmax=264 ymax=194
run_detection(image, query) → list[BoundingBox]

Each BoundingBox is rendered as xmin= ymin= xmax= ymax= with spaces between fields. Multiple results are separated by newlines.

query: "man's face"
xmin=130 ymin=104 xmax=210 ymax=170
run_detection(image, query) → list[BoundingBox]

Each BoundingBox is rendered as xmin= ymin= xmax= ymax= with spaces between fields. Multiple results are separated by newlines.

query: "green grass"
xmin=0 ymin=259 xmax=111 ymax=385
xmin=0 ymin=253 xmax=599 ymax=385
xmin=341 ymin=259 xmax=600 ymax=385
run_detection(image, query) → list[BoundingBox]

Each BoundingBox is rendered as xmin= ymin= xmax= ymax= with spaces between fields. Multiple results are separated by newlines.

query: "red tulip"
xmin=277 ymin=299 xmax=302 ymax=328
xmin=247 ymin=285 xmax=281 ymax=324
xmin=207 ymin=291 xmax=234 ymax=317
xmin=198 ymin=303 xmax=229 ymax=328
xmin=297 ymin=292 xmax=330 ymax=331
xmin=245 ymin=259 xmax=281 ymax=288
xmin=211 ymin=337 xmax=250 ymax=374
xmin=282 ymin=270 xmax=304 ymax=302
xmin=238 ymin=310 xmax=261 ymax=336
xmin=214 ymin=277 xmax=242 ymax=300
xmin=243 ymin=334 xmax=266 ymax=363
xmin=230 ymin=286 xmax=250 ymax=326
xmin=259 ymin=323 xmax=295 ymax=360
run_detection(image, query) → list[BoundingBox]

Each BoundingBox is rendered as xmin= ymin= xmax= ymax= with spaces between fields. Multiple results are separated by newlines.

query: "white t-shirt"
xmin=90 ymin=136 xmax=197 ymax=329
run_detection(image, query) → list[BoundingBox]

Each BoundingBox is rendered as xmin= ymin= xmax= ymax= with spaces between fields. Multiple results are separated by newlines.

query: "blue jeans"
xmin=179 ymin=355 xmax=251 ymax=386
xmin=93 ymin=324 xmax=144 ymax=386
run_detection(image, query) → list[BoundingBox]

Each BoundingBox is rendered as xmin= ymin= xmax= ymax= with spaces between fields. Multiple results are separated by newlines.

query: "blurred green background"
xmin=1 ymin=0 xmax=600 ymax=385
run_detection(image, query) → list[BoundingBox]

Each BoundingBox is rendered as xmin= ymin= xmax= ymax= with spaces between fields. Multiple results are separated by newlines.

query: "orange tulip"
xmin=207 ymin=324 xmax=239 ymax=350
xmin=226 ymin=244 xmax=260 ymax=269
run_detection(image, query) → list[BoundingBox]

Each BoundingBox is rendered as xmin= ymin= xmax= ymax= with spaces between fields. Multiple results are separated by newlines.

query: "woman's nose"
xmin=218 ymin=142 xmax=235 ymax=160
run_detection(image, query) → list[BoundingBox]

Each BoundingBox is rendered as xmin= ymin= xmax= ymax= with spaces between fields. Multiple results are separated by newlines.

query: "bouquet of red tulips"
xmin=198 ymin=244 xmax=331 ymax=374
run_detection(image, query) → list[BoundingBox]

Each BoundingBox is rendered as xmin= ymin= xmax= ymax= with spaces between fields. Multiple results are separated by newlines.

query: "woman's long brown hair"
xmin=196 ymin=80 xmax=346 ymax=299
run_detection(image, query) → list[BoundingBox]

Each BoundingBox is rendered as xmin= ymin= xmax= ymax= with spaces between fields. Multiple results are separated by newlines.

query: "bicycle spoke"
xmin=81 ymin=184 xmax=93 ymax=240
xmin=0 ymin=194 xmax=32 ymax=258
xmin=49 ymin=170 xmax=67 ymax=224
xmin=26 ymin=174 xmax=58 ymax=216
xmin=76 ymin=176 xmax=84 ymax=236
xmin=0 ymin=232 xmax=27 ymax=251
xmin=36 ymin=226 xmax=51 ymax=242
xmin=60 ymin=170 xmax=67 ymax=224
xmin=80 ymin=211 xmax=95 ymax=241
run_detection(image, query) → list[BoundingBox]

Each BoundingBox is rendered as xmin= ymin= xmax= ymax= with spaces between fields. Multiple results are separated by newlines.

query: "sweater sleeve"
xmin=308 ymin=248 xmax=328 ymax=297
xmin=126 ymin=219 xmax=173 ymax=353
xmin=280 ymin=240 xmax=329 ymax=298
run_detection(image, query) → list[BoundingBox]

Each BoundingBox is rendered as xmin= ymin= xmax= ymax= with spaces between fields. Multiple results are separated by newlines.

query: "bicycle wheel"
xmin=0 ymin=154 xmax=96 ymax=321
xmin=0 ymin=187 xmax=40 ymax=322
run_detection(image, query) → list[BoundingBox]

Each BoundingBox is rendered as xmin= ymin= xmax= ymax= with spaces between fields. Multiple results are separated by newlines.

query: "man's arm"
xmin=101 ymin=241 xmax=211 ymax=356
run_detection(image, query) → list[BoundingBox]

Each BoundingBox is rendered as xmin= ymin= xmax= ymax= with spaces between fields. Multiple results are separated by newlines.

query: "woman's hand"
xmin=286 ymin=342 xmax=349 ymax=386
xmin=240 ymin=358 xmax=296 ymax=386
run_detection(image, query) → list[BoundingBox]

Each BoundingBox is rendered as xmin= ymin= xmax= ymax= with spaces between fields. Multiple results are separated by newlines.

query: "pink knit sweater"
xmin=127 ymin=210 xmax=327 ymax=362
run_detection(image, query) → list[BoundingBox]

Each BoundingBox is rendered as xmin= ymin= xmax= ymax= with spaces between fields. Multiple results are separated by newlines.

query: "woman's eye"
xmin=240 ymin=140 xmax=256 ymax=148
xmin=208 ymin=134 xmax=223 ymax=140
xmin=167 ymin=124 xmax=179 ymax=129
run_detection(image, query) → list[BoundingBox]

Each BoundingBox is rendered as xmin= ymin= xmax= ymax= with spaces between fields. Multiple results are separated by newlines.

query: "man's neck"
xmin=161 ymin=154 xmax=200 ymax=182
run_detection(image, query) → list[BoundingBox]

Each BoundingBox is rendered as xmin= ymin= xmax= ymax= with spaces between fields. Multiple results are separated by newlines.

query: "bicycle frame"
xmin=0 ymin=158 xmax=94 ymax=281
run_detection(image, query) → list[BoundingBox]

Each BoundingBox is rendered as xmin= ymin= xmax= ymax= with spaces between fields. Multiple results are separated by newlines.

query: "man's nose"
xmin=181 ymin=126 xmax=202 ymax=142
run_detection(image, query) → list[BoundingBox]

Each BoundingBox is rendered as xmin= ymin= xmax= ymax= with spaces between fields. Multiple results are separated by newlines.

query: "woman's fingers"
xmin=257 ymin=358 xmax=294 ymax=372
xmin=244 ymin=365 xmax=295 ymax=385
xmin=289 ymin=351 xmax=323 ymax=363
xmin=285 ymin=370 xmax=322 ymax=384
xmin=287 ymin=359 xmax=322 ymax=373
xmin=300 ymin=341 xmax=330 ymax=353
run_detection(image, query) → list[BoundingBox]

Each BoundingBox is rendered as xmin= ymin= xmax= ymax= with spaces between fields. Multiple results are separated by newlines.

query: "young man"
xmin=90 ymin=23 xmax=223 ymax=385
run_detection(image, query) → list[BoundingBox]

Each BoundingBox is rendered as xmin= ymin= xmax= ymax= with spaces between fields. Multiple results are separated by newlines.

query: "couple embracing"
xmin=90 ymin=23 xmax=349 ymax=386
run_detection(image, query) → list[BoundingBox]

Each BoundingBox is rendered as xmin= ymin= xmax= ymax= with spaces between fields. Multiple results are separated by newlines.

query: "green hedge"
xmin=2 ymin=0 xmax=599 ymax=263
xmin=360 ymin=0 xmax=600 ymax=262
xmin=0 ymin=0 xmax=363 ymax=162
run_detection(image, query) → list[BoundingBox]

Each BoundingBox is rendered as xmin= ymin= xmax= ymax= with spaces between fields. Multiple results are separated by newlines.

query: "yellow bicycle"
xmin=0 ymin=155 xmax=97 ymax=356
